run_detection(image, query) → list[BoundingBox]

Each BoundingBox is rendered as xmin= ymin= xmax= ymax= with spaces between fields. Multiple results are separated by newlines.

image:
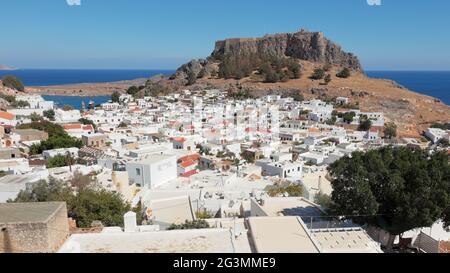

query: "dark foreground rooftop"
xmin=0 ymin=202 xmax=66 ymax=224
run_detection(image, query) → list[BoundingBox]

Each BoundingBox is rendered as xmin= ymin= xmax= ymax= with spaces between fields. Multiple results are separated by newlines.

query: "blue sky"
xmin=1 ymin=0 xmax=449 ymax=70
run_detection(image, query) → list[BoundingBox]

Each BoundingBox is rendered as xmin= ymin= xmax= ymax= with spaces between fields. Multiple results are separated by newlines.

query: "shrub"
xmin=62 ymin=105 xmax=74 ymax=111
xmin=168 ymin=220 xmax=210 ymax=230
xmin=111 ymin=91 xmax=121 ymax=103
xmin=266 ymin=183 xmax=304 ymax=197
xmin=314 ymin=193 xmax=333 ymax=209
xmin=2 ymin=75 xmax=24 ymax=91
xmin=358 ymin=119 xmax=372 ymax=131
xmin=336 ymin=67 xmax=351 ymax=78
xmin=383 ymin=122 xmax=397 ymax=139
xmin=323 ymin=74 xmax=332 ymax=85
xmin=343 ymin=112 xmax=356 ymax=123
xmin=46 ymin=154 xmax=73 ymax=168
xmin=127 ymin=86 xmax=139 ymax=95
xmin=43 ymin=110 xmax=55 ymax=121
xmin=310 ymin=68 xmax=325 ymax=80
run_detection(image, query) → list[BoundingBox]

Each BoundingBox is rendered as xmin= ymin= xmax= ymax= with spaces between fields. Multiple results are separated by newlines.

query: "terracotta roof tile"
xmin=0 ymin=111 xmax=15 ymax=120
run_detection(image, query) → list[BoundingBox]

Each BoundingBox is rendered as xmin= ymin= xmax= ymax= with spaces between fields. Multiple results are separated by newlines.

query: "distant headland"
xmin=0 ymin=64 xmax=16 ymax=70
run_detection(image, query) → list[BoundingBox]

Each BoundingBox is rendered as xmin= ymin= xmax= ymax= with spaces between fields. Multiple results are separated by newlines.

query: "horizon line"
xmin=4 ymin=68 xmax=450 ymax=72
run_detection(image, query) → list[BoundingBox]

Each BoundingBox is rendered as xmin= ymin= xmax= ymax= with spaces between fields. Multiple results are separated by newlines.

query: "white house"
xmin=255 ymin=159 xmax=303 ymax=179
xmin=336 ymin=97 xmax=350 ymax=105
xmin=63 ymin=124 xmax=95 ymax=138
xmin=43 ymin=147 xmax=80 ymax=160
xmin=15 ymin=95 xmax=54 ymax=110
xmin=425 ymin=128 xmax=449 ymax=144
xmin=55 ymin=109 xmax=82 ymax=123
xmin=126 ymin=154 xmax=177 ymax=189
xmin=0 ymin=111 xmax=17 ymax=127
xmin=0 ymin=158 xmax=31 ymax=175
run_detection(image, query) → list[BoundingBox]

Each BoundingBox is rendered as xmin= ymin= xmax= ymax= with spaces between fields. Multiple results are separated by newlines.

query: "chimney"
xmin=124 ymin=211 xmax=137 ymax=233
xmin=318 ymin=176 xmax=322 ymax=194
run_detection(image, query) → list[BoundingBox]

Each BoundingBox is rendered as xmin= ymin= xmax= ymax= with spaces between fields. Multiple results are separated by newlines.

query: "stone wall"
xmin=0 ymin=204 xmax=69 ymax=253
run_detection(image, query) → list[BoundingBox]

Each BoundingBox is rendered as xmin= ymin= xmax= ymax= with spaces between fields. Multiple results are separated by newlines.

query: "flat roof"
xmin=257 ymin=197 xmax=323 ymax=218
xmin=149 ymin=196 xmax=195 ymax=226
xmin=0 ymin=202 xmax=66 ymax=224
xmin=130 ymin=154 xmax=175 ymax=165
xmin=311 ymin=228 xmax=382 ymax=253
xmin=59 ymin=229 xmax=236 ymax=253
xmin=14 ymin=129 xmax=46 ymax=135
xmin=248 ymin=217 xmax=319 ymax=253
xmin=301 ymin=170 xmax=333 ymax=196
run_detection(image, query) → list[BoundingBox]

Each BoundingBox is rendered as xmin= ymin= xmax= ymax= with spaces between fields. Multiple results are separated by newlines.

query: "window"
xmin=136 ymin=168 xmax=141 ymax=176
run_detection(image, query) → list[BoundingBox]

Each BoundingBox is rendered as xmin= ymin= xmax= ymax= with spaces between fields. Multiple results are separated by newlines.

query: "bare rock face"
xmin=171 ymin=28 xmax=362 ymax=84
xmin=212 ymin=29 xmax=362 ymax=71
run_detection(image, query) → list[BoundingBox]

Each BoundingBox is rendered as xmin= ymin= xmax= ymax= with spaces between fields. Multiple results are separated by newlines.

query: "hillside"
xmin=167 ymin=29 xmax=450 ymax=138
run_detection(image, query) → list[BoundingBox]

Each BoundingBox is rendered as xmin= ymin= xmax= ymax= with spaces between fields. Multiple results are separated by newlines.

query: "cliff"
xmin=212 ymin=29 xmax=362 ymax=71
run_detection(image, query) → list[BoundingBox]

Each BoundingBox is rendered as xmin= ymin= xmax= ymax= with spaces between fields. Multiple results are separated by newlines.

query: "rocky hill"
xmin=170 ymin=29 xmax=362 ymax=84
xmin=212 ymin=29 xmax=362 ymax=71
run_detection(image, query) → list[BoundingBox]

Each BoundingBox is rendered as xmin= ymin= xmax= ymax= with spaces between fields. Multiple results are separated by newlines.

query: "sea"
xmin=0 ymin=69 xmax=449 ymax=108
xmin=0 ymin=69 xmax=174 ymax=109
xmin=366 ymin=71 xmax=450 ymax=105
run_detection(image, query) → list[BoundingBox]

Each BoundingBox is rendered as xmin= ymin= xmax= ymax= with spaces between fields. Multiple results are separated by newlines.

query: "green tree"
xmin=127 ymin=86 xmax=139 ymax=95
xmin=336 ymin=67 xmax=351 ymax=78
xmin=111 ymin=91 xmax=121 ymax=103
xmin=17 ymin=121 xmax=66 ymax=137
xmin=17 ymin=121 xmax=83 ymax=155
xmin=342 ymin=112 xmax=356 ymax=123
xmin=12 ymin=178 xmax=73 ymax=203
xmin=264 ymin=70 xmax=280 ymax=83
xmin=43 ymin=109 xmax=55 ymax=121
xmin=31 ymin=134 xmax=82 ymax=154
xmin=287 ymin=60 xmax=302 ymax=79
xmin=358 ymin=119 xmax=372 ymax=131
xmin=383 ymin=122 xmax=397 ymax=139
xmin=79 ymin=118 xmax=96 ymax=130
xmin=11 ymin=177 xmax=133 ymax=228
xmin=46 ymin=154 xmax=73 ymax=168
xmin=2 ymin=75 xmax=24 ymax=91
xmin=29 ymin=112 xmax=43 ymax=122
xmin=12 ymin=100 xmax=30 ymax=108
xmin=0 ymin=93 xmax=17 ymax=103
xmin=328 ymin=147 xmax=450 ymax=251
